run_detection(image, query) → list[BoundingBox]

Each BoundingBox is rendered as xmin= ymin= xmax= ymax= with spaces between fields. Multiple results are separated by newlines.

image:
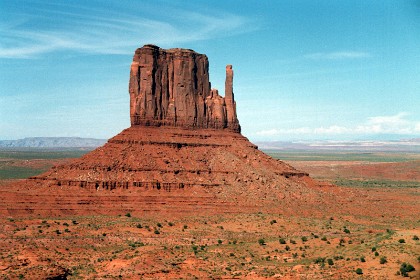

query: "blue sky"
xmin=1 ymin=0 xmax=419 ymax=141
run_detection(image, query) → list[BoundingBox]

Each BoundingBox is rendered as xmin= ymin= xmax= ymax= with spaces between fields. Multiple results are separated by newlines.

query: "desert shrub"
xmin=64 ymin=228 xmax=70 ymax=233
xmin=270 ymin=220 xmax=277 ymax=225
xmin=183 ymin=225 xmax=188 ymax=229
xmin=380 ymin=256 xmax=387 ymax=264
xmin=413 ymin=235 xmax=419 ymax=241
xmin=128 ymin=241 xmax=144 ymax=248
xmin=360 ymin=257 xmax=366 ymax=262
xmin=290 ymin=239 xmax=296 ymax=244
xmin=154 ymin=229 xmax=160 ymax=234
xmin=279 ymin=238 xmax=286 ymax=244
xmin=258 ymin=239 xmax=266 ymax=245
xmin=343 ymin=228 xmax=350 ymax=234
xmin=285 ymin=245 xmax=290 ymax=251
xmin=314 ymin=257 xmax=325 ymax=264
xmin=136 ymin=223 xmax=142 ymax=228
xmin=157 ymin=223 xmax=162 ymax=228
xmin=375 ymin=251 xmax=379 ymax=256
xmin=321 ymin=236 xmax=327 ymax=241
xmin=125 ymin=213 xmax=131 ymax=217
xmin=168 ymin=222 xmax=174 ymax=226
xmin=355 ymin=268 xmax=363 ymax=275
xmin=217 ymin=239 xmax=222 ymax=244
xmin=301 ymin=236 xmax=308 ymax=242
xmin=63 ymin=222 xmax=69 ymax=227
xmin=400 ymin=262 xmax=415 ymax=277
xmin=327 ymin=259 xmax=334 ymax=266
xmin=229 ymin=252 xmax=235 ymax=257
xmin=371 ymin=247 xmax=376 ymax=252
xmin=398 ymin=239 xmax=405 ymax=243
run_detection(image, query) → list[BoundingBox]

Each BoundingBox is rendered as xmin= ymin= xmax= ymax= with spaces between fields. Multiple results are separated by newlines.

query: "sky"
xmin=1 ymin=0 xmax=419 ymax=141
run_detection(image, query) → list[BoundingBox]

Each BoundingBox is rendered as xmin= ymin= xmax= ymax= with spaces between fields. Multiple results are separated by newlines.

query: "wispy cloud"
xmin=256 ymin=113 xmax=420 ymax=137
xmin=304 ymin=51 xmax=371 ymax=60
xmin=0 ymin=3 xmax=251 ymax=59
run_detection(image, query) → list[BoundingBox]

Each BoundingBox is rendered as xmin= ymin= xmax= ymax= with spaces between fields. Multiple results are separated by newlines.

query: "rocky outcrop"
xmin=8 ymin=44 xmax=318 ymax=216
xmin=129 ymin=44 xmax=240 ymax=132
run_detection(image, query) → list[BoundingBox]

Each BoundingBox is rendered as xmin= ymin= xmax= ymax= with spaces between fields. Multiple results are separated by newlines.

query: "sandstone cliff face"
xmin=129 ymin=44 xmax=240 ymax=132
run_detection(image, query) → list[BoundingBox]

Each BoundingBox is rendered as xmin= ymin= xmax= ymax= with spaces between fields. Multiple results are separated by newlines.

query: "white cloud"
xmin=304 ymin=51 xmax=371 ymax=60
xmin=0 ymin=4 xmax=251 ymax=59
xmin=255 ymin=113 xmax=420 ymax=138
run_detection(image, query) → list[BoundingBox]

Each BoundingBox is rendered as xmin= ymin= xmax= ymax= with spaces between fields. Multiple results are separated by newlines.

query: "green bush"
xmin=327 ymin=259 xmax=334 ymax=266
xmin=301 ymin=236 xmax=308 ymax=242
xmin=258 ymin=238 xmax=266 ymax=245
xmin=279 ymin=238 xmax=286 ymax=244
xmin=355 ymin=268 xmax=363 ymax=275
xmin=398 ymin=239 xmax=405 ymax=243
xmin=380 ymin=256 xmax=387 ymax=264
xmin=125 ymin=213 xmax=131 ymax=217
xmin=314 ymin=257 xmax=325 ymax=264
xmin=360 ymin=257 xmax=366 ymax=262
xmin=400 ymin=262 xmax=415 ymax=277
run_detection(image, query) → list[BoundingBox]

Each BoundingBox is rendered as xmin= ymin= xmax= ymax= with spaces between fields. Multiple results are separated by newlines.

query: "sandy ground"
xmin=0 ymin=156 xmax=419 ymax=279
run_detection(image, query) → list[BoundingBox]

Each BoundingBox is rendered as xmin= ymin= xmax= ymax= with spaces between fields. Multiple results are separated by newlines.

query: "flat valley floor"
xmin=0 ymin=149 xmax=419 ymax=279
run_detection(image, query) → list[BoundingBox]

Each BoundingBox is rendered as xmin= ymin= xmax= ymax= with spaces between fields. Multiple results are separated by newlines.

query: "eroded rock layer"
xmin=129 ymin=45 xmax=240 ymax=132
xmin=30 ymin=126 xmax=307 ymax=191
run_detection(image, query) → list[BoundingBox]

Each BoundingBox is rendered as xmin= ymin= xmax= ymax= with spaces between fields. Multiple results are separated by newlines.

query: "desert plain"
xmin=0 ymin=147 xmax=419 ymax=279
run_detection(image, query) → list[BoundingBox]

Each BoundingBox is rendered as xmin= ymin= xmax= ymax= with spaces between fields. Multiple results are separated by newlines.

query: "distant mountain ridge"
xmin=0 ymin=137 xmax=107 ymax=148
xmin=256 ymin=138 xmax=420 ymax=152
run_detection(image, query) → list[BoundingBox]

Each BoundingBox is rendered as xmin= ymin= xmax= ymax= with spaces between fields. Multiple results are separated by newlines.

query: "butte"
xmin=3 ymin=45 xmax=323 ymax=216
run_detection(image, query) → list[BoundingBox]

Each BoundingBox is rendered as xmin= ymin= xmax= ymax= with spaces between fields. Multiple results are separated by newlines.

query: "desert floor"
xmin=0 ymin=149 xmax=419 ymax=279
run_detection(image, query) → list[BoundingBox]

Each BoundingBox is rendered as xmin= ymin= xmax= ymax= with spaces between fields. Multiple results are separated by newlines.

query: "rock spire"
xmin=129 ymin=44 xmax=240 ymax=132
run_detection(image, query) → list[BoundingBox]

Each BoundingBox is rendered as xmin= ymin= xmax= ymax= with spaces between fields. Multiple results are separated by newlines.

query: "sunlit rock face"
xmin=129 ymin=44 xmax=240 ymax=132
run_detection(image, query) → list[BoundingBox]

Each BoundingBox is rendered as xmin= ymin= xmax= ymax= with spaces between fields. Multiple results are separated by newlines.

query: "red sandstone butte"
xmin=129 ymin=44 xmax=240 ymax=132
xmin=1 ymin=45 xmax=318 ymax=216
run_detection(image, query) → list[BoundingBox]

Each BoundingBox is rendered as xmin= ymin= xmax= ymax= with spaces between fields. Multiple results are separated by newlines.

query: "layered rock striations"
xmin=129 ymin=44 xmax=240 ymax=132
xmin=4 ymin=45 xmax=319 ymax=216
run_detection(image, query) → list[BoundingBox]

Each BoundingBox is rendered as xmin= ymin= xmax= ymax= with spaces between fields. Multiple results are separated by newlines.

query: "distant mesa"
xmin=3 ymin=45 xmax=317 ymax=216
xmin=0 ymin=137 xmax=106 ymax=148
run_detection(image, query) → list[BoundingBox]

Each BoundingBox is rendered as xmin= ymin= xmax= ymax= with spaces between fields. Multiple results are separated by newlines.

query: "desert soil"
xmin=0 ymin=150 xmax=419 ymax=279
